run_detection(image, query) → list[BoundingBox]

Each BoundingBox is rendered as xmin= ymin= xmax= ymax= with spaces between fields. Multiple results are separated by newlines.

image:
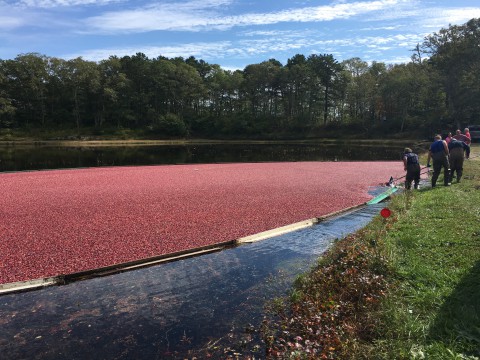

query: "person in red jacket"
xmin=464 ymin=128 xmax=472 ymax=145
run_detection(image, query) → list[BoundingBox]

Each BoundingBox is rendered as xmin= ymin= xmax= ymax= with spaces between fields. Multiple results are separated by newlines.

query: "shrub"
xmin=150 ymin=113 xmax=188 ymax=137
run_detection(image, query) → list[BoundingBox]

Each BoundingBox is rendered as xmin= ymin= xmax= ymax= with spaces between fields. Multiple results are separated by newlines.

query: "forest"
xmin=0 ymin=18 xmax=479 ymax=140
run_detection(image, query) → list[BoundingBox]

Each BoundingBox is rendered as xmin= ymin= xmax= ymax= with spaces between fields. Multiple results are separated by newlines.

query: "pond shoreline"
xmin=0 ymin=138 xmax=428 ymax=147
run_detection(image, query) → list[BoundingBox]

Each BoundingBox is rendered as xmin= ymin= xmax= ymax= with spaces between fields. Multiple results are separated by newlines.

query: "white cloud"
xmin=84 ymin=0 xmax=404 ymax=34
xmin=359 ymin=25 xmax=403 ymax=31
xmin=83 ymin=1 xmax=227 ymax=33
xmin=219 ymin=65 xmax=243 ymax=72
xmin=66 ymin=29 xmax=426 ymax=66
xmin=64 ymin=41 xmax=233 ymax=62
xmin=0 ymin=3 xmax=32 ymax=30
xmin=0 ymin=15 xmax=25 ymax=29
xmin=382 ymin=55 xmax=411 ymax=64
xmin=19 ymin=0 xmax=120 ymax=7
xmin=420 ymin=8 xmax=480 ymax=29
xmin=240 ymin=32 xmax=424 ymax=52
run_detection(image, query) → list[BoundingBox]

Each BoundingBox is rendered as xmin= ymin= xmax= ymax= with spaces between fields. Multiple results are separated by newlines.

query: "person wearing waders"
xmin=403 ymin=148 xmax=421 ymax=189
xmin=426 ymin=134 xmax=450 ymax=187
xmin=448 ymin=138 xmax=470 ymax=183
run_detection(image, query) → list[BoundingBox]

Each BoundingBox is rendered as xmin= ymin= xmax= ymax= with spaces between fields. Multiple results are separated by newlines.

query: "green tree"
xmin=307 ymin=54 xmax=345 ymax=125
xmin=422 ymin=18 xmax=480 ymax=127
xmin=379 ymin=61 xmax=445 ymax=133
xmin=368 ymin=61 xmax=388 ymax=125
xmin=172 ymin=61 xmax=207 ymax=118
xmin=199 ymin=68 xmax=245 ymax=136
xmin=241 ymin=59 xmax=284 ymax=133
xmin=97 ymin=56 xmax=129 ymax=128
xmin=120 ymin=53 xmax=154 ymax=127
xmin=243 ymin=60 xmax=282 ymax=117
xmin=203 ymin=64 xmax=230 ymax=117
xmin=0 ymin=64 xmax=16 ymax=126
xmin=342 ymin=57 xmax=371 ymax=123
xmin=63 ymin=57 xmax=101 ymax=129
xmin=282 ymin=54 xmax=310 ymax=129
xmin=45 ymin=57 xmax=70 ymax=127
xmin=2 ymin=53 xmax=49 ymax=127
xmin=185 ymin=56 xmax=212 ymax=81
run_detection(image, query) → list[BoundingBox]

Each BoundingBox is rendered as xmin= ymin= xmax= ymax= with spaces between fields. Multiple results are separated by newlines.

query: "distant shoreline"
xmin=0 ymin=138 xmax=429 ymax=147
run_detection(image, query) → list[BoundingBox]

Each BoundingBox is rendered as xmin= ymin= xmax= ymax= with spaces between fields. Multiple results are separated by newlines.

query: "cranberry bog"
xmin=0 ymin=161 xmax=403 ymax=286
xmin=0 ymin=202 xmax=390 ymax=359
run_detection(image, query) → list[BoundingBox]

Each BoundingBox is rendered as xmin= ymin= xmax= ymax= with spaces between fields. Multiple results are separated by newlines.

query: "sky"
xmin=1 ymin=0 xmax=480 ymax=70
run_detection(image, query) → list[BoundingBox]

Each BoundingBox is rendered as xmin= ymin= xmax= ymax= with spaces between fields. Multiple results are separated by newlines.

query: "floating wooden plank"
xmin=366 ymin=186 xmax=399 ymax=205
xmin=0 ymin=277 xmax=60 ymax=295
xmin=237 ymin=218 xmax=319 ymax=243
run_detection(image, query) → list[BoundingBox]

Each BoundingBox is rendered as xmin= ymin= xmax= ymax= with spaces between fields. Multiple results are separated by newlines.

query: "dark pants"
xmin=450 ymin=148 xmax=465 ymax=182
xmin=431 ymin=152 xmax=450 ymax=187
xmin=405 ymin=163 xmax=421 ymax=189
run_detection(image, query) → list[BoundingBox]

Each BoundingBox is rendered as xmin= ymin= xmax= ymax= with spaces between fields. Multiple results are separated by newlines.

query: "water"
xmin=0 ymin=141 xmax=411 ymax=172
xmin=0 ymin=202 xmax=386 ymax=359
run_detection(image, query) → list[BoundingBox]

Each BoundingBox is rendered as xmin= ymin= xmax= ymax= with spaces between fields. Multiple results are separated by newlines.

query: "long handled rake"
xmin=386 ymin=166 xmax=430 ymax=187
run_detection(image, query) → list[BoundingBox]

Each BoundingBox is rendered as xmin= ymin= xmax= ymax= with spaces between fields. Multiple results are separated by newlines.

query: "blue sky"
xmin=1 ymin=0 xmax=480 ymax=70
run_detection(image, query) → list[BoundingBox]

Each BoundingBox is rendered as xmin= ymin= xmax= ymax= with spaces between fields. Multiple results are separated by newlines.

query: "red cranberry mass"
xmin=0 ymin=162 xmax=403 ymax=284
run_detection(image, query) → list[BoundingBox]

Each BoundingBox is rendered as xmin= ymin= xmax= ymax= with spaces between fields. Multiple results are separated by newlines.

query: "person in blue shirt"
xmin=448 ymin=138 xmax=470 ymax=183
xmin=403 ymin=147 xmax=421 ymax=189
xmin=426 ymin=134 xmax=450 ymax=187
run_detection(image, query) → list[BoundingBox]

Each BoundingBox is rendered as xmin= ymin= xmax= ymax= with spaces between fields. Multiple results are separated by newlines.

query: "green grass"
xmin=261 ymin=145 xmax=480 ymax=359
xmin=372 ymin=149 xmax=480 ymax=359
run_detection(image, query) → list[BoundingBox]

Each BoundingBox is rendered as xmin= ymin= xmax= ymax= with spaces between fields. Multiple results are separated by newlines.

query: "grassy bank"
xmin=372 ymin=148 xmax=480 ymax=359
xmin=262 ymin=146 xmax=480 ymax=359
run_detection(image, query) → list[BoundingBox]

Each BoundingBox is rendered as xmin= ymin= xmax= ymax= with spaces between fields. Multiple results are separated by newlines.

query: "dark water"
xmin=0 ymin=202 xmax=386 ymax=360
xmin=0 ymin=141 xmax=415 ymax=172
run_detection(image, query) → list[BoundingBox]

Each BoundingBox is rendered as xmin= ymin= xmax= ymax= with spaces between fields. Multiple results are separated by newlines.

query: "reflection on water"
xmin=0 ymin=142 xmax=410 ymax=172
xmin=0 ymin=203 xmax=385 ymax=359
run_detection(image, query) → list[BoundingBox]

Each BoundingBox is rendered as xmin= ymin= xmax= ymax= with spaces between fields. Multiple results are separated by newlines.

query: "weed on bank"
xmin=262 ymin=146 xmax=480 ymax=359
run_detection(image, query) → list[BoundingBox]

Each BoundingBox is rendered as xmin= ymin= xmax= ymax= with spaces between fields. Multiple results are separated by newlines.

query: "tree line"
xmin=0 ymin=18 xmax=479 ymax=139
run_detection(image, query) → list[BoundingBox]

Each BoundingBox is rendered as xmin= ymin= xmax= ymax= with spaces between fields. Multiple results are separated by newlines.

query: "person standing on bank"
xmin=445 ymin=132 xmax=453 ymax=144
xmin=427 ymin=134 xmax=450 ymax=187
xmin=453 ymin=129 xmax=468 ymax=143
xmin=403 ymin=147 xmax=421 ymax=189
xmin=464 ymin=128 xmax=472 ymax=145
xmin=448 ymin=137 xmax=470 ymax=183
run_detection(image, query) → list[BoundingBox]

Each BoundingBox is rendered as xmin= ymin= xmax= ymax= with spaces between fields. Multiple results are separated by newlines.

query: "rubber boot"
xmin=445 ymin=168 xmax=451 ymax=186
